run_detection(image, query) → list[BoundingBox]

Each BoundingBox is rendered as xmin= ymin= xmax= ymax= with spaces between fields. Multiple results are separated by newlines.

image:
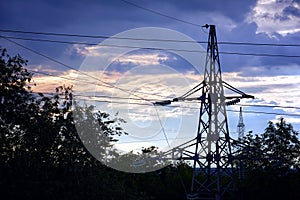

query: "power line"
xmin=28 ymin=69 xmax=86 ymax=84
xmin=121 ymin=0 xmax=202 ymax=28
xmin=33 ymin=90 xmax=300 ymax=114
xmin=115 ymin=136 xmax=194 ymax=144
xmin=0 ymin=35 xmax=207 ymax=53
xmin=237 ymin=103 xmax=300 ymax=110
xmin=153 ymin=105 xmax=170 ymax=147
xmin=2 ymin=29 xmax=300 ymax=47
xmin=219 ymin=41 xmax=300 ymax=47
xmin=188 ymin=101 xmax=300 ymax=111
xmin=71 ymin=95 xmax=300 ymax=117
xmin=35 ymin=92 xmax=161 ymax=102
xmin=220 ymin=51 xmax=300 ymax=58
xmin=0 ymin=29 xmax=112 ymax=39
xmin=0 ymin=29 xmax=206 ymax=44
xmin=75 ymin=94 xmax=163 ymax=102
xmin=227 ymin=109 xmax=300 ymax=117
xmin=3 ymin=35 xmax=99 ymax=45
xmin=2 ymin=35 xmax=300 ymax=58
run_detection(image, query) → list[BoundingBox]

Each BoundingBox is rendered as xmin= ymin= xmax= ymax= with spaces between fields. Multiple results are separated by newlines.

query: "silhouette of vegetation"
xmin=0 ymin=48 xmax=189 ymax=199
xmin=234 ymin=118 xmax=300 ymax=199
xmin=0 ymin=48 xmax=299 ymax=199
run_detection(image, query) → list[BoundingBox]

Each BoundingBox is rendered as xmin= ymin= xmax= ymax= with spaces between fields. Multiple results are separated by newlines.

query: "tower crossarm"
xmin=153 ymin=80 xmax=253 ymax=107
xmin=153 ymin=81 xmax=207 ymax=106
xmin=223 ymin=81 xmax=254 ymax=99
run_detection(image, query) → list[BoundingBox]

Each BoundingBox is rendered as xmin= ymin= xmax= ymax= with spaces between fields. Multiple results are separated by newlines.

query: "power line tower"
xmin=187 ymin=24 xmax=235 ymax=200
xmin=157 ymin=25 xmax=253 ymax=200
xmin=237 ymin=107 xmax=245 ymax=139
xmin=237 ymin=107 xmax=246 ymax=180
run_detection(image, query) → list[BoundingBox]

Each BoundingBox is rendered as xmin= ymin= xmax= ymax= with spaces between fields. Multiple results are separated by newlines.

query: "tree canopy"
xmin=234 ymin=118 xmax=300 ymax=199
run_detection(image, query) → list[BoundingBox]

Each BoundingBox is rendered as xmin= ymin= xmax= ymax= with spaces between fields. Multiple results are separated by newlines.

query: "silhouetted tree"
xmin=262 ymin=118 xmax=300 ymax=170
xmin=235 ymin=118 xmax=300 ymax=200
xmin=237 ymin=118 xmax=300 ymax=172
xmin=0 ymin=48 xmax=130 ymax=199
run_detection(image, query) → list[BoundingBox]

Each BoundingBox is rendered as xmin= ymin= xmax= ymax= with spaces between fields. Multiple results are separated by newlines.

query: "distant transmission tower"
xmin=157 ymin=25 xmax=253 ymax=200
xmin=237 ymin=107 xmax=245 ymax=139
xmin=237 ymin=107 xmax=245 ymax=180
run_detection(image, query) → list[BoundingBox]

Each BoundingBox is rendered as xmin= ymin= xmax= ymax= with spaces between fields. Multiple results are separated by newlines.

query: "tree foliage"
xmin=263 ymin=118 xmax=300 ymax=170
xmin=235 ymin=118 xmax=300 ymax=199
xmin=0 ymin=48 xmax=191 ymax=200
xmin=236 ymin=118 xmax=300 ymax=172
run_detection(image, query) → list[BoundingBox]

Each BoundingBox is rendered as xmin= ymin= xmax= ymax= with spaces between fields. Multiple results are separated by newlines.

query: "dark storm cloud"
xmin=143 ymin=0 xmax=257 ymax=22
xmin=0 ymin=0 xmax=134 ymax=30
xmin=1 ymin=0 xmax=299 ymax=74
xmin=0 ymin=0 xmax=257 ymax=30
xmin=0 ymin=0 xmax=139 ymax=68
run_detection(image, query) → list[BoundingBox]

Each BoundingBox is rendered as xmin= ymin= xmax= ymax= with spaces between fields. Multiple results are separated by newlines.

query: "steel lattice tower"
xmin=157 ymin=25 xmax=253 ymax=200
xmin=188 ymin=24 xmax=234 ymax=200
xmin=237 ymin=107 xmax=246 ymax=180
xmin=237 ymin=107 xmax=245 ymax=139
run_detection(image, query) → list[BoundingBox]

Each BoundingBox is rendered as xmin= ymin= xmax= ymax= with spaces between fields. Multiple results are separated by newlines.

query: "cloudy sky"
xmin=1 ymin=0 xmax=300 ymax=152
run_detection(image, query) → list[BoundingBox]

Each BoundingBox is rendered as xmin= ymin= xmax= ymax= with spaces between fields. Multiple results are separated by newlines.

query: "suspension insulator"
xmin=226 ymin=98 xmax=240 ymax=106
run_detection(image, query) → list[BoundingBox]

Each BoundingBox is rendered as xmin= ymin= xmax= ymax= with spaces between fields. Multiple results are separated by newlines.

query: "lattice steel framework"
xmin=158 ymin=25 xmax=253 ymax=200
xmin=188 ymin=24 xmax=234 ymax=200
xmin=237 ymin=107 xmax=245 ymax=139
